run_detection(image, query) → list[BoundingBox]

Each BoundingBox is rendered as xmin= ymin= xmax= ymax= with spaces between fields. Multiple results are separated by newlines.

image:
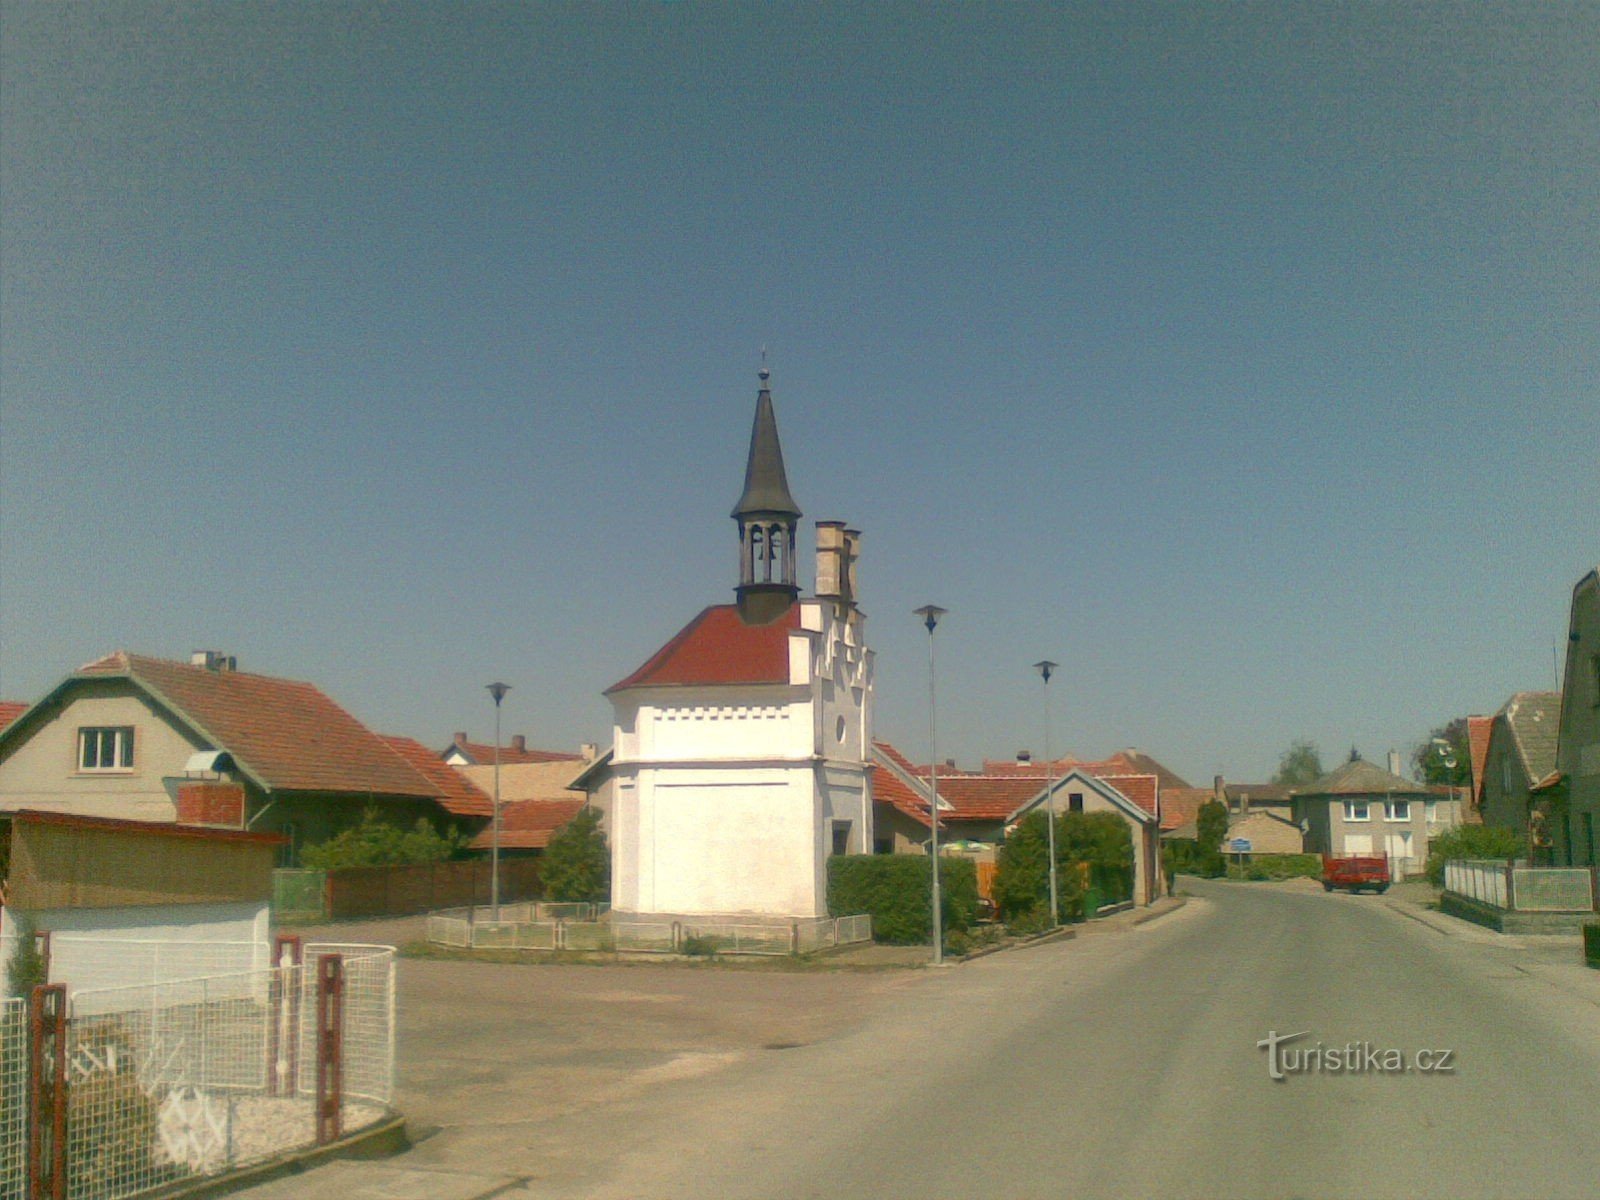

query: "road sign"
xmin=1229 ymin=838 xmax=1252 ymax=853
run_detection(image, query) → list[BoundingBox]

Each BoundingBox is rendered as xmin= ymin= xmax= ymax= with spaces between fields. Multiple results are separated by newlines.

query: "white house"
xmin=605 ymin=369 xmax=874 ymax=920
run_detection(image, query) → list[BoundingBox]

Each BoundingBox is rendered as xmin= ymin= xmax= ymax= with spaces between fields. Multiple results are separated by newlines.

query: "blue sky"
xmin=3 ymin=2 xmax=1596 ymax=784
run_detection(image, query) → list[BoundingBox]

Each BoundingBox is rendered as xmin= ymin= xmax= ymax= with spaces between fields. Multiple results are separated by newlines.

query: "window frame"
xmin=78 ymin=726 xmax=135 ymax=772
xmin=1384 ymin=799 xmax=1411 ymax=823
xmin=1343 ymin=800 xmax=1370 ymax=822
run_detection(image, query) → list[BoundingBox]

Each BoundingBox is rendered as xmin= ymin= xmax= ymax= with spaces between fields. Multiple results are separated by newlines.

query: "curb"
xmin=1132 ymin=896 xmax=1188 ymax=926
xmin=148 ymin=1111 xmax=409 ymax=1200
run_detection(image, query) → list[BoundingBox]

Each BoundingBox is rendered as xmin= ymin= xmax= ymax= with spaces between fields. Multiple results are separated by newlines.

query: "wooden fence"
xmin=273 ymin=858 xmax=543 ymax=922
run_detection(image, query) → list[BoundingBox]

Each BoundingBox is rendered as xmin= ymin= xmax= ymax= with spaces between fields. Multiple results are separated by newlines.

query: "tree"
xmin=1195 ymin=798 xmax=1229 ymax=877
xmin=1412 ymin=718 xmax=1472 ymax=787
xmin=300 ymin=809 xmax=462 ymax=870
xmin=1271 ymin=739 xmax=1324 ymax=788
xmin=1425 ymin=824 xmax=1524 ymax=886
xmin=541 ymin=806 xmax=611 ymax=903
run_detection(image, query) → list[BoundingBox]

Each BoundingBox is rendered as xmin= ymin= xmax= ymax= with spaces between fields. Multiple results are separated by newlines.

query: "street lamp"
xmin=914 ymin=605 xmax=947 ymax=964
xmin=1034 ymin=660 xmax=1061 ymax=926
xmin=486 ymin=681 xmax=511 ymax=920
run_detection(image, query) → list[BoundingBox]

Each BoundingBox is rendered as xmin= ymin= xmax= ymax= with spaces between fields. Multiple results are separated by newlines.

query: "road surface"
xmin=250 ymin=879 xmax=1600 ymax=1199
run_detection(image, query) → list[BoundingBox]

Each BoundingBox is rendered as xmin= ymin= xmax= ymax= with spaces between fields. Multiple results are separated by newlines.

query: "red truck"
xmin=1321 ymin=854 xmax=1390 ymax=894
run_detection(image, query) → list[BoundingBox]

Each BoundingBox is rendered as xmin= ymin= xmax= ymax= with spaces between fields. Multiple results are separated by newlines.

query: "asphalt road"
xmin=244 ymin=882 xmax=1600 ymax=1200
xmin=508 ymin=879 xmax=1600 ymax=1200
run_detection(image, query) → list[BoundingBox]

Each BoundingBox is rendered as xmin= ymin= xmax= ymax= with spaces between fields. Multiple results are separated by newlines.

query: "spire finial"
xmin=758 ymin=345 xmax=770 ymax=383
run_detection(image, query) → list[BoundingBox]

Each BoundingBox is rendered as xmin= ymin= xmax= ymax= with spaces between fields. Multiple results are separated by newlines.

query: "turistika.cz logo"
xmin=1257 ymin=1030 xmax=1456 ymax=1081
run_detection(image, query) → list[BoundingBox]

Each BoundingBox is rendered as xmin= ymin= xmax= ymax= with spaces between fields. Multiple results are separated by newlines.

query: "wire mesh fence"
xmin=0 ymin=946 xmax=396 ymax=1200
xmin=424 ymin=911 xmax=872 ymax=955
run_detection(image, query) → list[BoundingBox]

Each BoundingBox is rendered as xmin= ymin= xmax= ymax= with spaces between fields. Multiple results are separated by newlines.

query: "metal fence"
xmin=425 ymin=910 xmax=872 ymax=956
xmin=1443 ymin=859 xmax=1597 ymax=912
xmin=0 ymin=944 xmax=396 ymax=1200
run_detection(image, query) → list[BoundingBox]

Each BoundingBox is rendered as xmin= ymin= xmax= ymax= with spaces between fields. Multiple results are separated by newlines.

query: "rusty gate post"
xmin=314 ymin=954 xmax=344 ymax=1145
xmin=268 ymin=935 xmax=303 ymax=1096
xmin=27 ymin=983 xmax=67 ymax=1200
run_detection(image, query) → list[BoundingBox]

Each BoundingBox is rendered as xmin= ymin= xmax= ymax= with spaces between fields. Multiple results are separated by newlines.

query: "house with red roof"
xmin=0 ymin=702 xmax=27 ymax=735
xmin=870 ymin=740 xmax=1165 ymax=905
xmin=605 ymin=368 xmax=874 ymax=920
xmin=0 ymin=650 xmax=491 ymax=863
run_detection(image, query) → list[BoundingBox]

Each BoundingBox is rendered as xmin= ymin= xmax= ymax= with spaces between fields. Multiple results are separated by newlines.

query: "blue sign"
xmin=1229 ymin=838 xmax=1252 ymax=853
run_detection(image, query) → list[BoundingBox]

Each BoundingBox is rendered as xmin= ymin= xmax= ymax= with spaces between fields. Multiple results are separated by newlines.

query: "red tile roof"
xmin=446 ymin=738 xmax=581 ymax=766
xmin=871 ymin=762 xmax=933 ymax=827
xmin=1159 ymin=786 xmax=1212 ymax=832
xmin=935 ymin=775 xmax=1050 ymax=820
xmin=73 ymin=652 xmax=442 ymax=799
xmin=468 ymin=799 xmax=588 ymax=850
xmin=607 ymin=604 xmax=800 ymax=692
xmin=1466 ymin=715 xmax=1494 ymax=806
xmin=0 ymin=702 xmax=26 ymax=733
xmin=1095 ymin=773 xmax=1159 ymax=819
xmin=381 ymin=736 xmax=493 ymax=818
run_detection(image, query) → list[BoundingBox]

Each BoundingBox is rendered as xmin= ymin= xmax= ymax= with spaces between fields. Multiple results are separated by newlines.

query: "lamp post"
xmin=1034 ymin=660 xmax=1061 ymax=926
xmin=914 ymin=605 xmax=947 ymax=964
xmin=486 ymin=681 xmax=511 ymax=920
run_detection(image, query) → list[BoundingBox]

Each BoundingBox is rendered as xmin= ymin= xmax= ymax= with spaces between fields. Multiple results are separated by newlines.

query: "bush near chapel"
xmin=541 ymin=806 xmax=611 ymax=903
xmin=827 ymin=854 xmax=978 ymax=944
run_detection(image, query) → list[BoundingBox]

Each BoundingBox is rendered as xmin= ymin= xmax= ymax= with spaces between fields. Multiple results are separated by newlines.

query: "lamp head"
xmin=486 ymin=681 xmax=511 ymax=706
xmin=913 ymin=604 xmax=948 ymax=633
xmin=1034 ymin=659 xmax=1058 ymax=683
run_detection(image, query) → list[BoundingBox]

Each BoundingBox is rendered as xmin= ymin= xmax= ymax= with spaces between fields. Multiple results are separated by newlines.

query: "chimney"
xmin=843 ymin=528 xmax=862 ymax=605
xmin=1213 ymin=774 xmax=1224 ymax=800
xmin=1016 ymin=750 xmax=1032 ymax=765
xmin=454 ymin=732 xmax=468 ymax=749
xmin=815 ymin=521 xmax=848 ymax=604
xmin=511 ymin=735 xmax=526 ymax=753
xmin=1240 ymin=791 xmax=1251 ymax=815
xmin=190 ymin=650 xmax=235 ymax=672
xmin=581 ymin=742 xmax=598 ymax=762
xmin=944 ymin=758 xmax=956 ymax=770
xmin=1387 ymin=749 xmax=1402 ymax=776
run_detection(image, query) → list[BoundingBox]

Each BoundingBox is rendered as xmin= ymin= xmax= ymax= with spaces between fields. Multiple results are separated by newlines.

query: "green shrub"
xmin=541 ymin=806 xmax=610 ymax=903
xmin=680 ymin=933 xmax=722 ymax=957
xmin=1004 ymin=905 xmax=1053 ymax=937
xmin=1225 ymin=853 xmax=1322 ymax=882
xmin=302 ymin=808 xmax=464 ymax=869
xmin=1584 ymin=924 xmax=1600 ymax=970
xmin=993 ymin=811 xmax=1132 ymax=921
xmin=5 ymin=912 xmax=45 ymax=998
xmin=1425 ymin=825 xmax=1525 ymax=887
xmin=827 ymin=854 xmax=977 ymax=944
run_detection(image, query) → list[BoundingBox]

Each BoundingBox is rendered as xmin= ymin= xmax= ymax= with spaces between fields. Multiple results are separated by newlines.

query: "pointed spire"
xmin=731 ymin=366 xmax=802 ymax=520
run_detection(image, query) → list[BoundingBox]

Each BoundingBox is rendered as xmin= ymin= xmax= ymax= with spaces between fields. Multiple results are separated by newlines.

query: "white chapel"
xmin=605 ymin=368 xmax=874 ymax=919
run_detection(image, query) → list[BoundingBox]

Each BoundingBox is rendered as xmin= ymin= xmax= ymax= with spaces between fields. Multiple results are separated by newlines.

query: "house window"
xmin=1384 ymin=800 xmax=1410 ymax=822
xmin=874 ymin=837 xmax=893 ymax=855
xmin=831 ymin=822 xmax=851 ymax=856
xmin=1425 ymin=800 xmax=1439 ymax=824
xmin=1343 ymin=801 xmax=1370 ymax=822
xmin=78 ymin=726 xmax=134 ymax=771
xmin=1068 ymin=792 xmax=1084 ymax=813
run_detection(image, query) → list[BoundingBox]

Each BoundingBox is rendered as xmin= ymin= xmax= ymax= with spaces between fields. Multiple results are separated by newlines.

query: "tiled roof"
xmin=0 ymin=702 xmax=26 ymax=733
xmin=1466 ymin=715 xmax=1494 ymax=805
xmin=936 ymin=775 xmax=1050 ymax=820
xmin=1499 ymin=692 xmax=1561 ymax=784
xmin=1114 ymin=750 xmax=1192 ymax=791
xmin=1096 ymin=773 xmax=1158 ymax=818
xmin=606 ymin=604 xmax=800 ymax=692
xmin=444 ymin=736 xmax=581 ymax=765
xmin=1222 ymin=782 xmax=1291 ymax=805
xmin=455 ymin=760 xmax=587 ymax=804
xmin=1159 ymin=786 xmax=1212 ymax=832
xmin=381 ymin=736 xmax=492 ymax=818
xmin=467 ymin=799 xmax=588 ymax=850
xmin=871 ymin=763 xmax=933 ymax=828
xmin=1294 ymin=757 xmax=1431 ymax=798
xmin=73 ymin=651 xmax=440 ymax=798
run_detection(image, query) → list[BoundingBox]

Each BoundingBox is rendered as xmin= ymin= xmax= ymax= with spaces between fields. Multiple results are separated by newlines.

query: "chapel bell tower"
xmin=731 ymin=367 xmax=802 ymax=625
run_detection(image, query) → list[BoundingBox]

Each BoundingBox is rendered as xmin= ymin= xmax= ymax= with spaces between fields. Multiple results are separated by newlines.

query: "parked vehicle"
xmin=1322 ymin=854 xmax=1390 ymax=894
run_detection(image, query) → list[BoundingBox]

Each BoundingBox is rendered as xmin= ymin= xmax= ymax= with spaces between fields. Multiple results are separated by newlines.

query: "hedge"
xmin=1585 ymin=924 xmax=1600 ymax=971
xmin=1225 ymin=854 xmax=1322 ymax=881
xmin=827 ymin=855 xmax=978 ymax=945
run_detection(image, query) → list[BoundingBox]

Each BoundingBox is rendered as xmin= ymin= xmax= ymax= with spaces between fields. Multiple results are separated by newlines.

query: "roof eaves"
xmin=109 ymin=663 xmax=277 ymax=795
